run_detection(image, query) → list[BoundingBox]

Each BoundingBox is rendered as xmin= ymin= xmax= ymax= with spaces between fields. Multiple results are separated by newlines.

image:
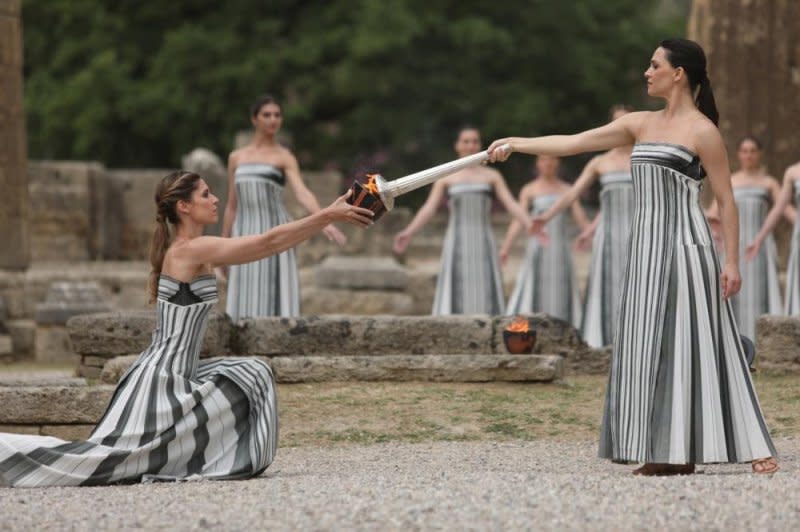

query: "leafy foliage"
xmin=23 ymin=0 xmax=685 ymax=193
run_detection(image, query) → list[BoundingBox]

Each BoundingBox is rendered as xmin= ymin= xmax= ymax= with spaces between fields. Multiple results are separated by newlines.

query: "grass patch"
xmin=278 ymin=373 xmax=799 ymax=448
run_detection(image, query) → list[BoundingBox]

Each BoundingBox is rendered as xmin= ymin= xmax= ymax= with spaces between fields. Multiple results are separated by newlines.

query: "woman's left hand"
xmin=720 ymin=263 xmax=742 ymax=299
xmin=322 ymin=224 xmax=347 ymax=246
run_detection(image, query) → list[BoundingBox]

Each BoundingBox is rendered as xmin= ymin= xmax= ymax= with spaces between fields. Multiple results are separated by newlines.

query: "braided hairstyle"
xmin=148 ymin=170 xmax=202 ymax=303
xmin=659 ymin=38 xmax=719 ymax=126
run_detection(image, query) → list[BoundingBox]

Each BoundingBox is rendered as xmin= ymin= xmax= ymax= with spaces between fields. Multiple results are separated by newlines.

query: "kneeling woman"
xmin=0 ymin=171 xmax=373 ymax=487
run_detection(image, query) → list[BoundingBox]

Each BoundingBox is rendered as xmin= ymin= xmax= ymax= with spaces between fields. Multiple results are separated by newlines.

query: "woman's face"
xmin=454 ymin=129 xmax=481 ymax=157
xmin=179 ymin=179 xmax=219 ymax=225
xmin=251 ymin=102 xmax=282 ymax=135
xmin=644 ymin=47 xmax=679 ymax=98
xmin=737 ymin=140 xmax=762 ymax=170
xmin=536 ymin=155 xmax=559 ymax=177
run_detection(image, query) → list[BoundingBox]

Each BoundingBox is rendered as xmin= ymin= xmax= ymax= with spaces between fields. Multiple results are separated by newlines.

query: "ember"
xmin=364 ymin=174 xmax=380 ymax=195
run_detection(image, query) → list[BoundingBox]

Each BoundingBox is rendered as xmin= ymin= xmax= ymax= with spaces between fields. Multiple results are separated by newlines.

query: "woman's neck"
xmin=174 ymin=222 xmax=204 ymax=241
xmin=661 ymin=88 xmax=697 ymax=119
xmin=253 ymin=131 xmax=277 ymax=147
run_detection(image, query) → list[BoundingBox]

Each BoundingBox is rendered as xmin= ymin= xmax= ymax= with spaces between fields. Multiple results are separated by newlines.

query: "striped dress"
xmin=226 ymin=163 xmax=299 ymax=319
xmin=432 ymin=182 xmax=505 ymax=315
xmin=581 ymin=171 xmax=635 ymax=347
xmin=506 ymin=193 xmax=581 ymax=326
xmin=784 ymin=180 xmax=800 ymax=314
xmin=723 ymin=187 xmax=782 ymax=338
xmin=599 ymin=143 xmax=776 ymax=464
xmin=0 ymin=275 xmax=279 ymax=487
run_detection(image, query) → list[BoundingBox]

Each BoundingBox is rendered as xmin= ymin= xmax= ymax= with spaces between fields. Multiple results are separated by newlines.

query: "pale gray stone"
xmin=34 ymin=326 xmax=78 ymax=364
xmin=0 ymin=385 xmax=114 ymax=424
xmin=5 ymin=319 xmax=34 ymax=355
xmin=0 ymin=334 xmax=11 ymax=355
xmin=40 ymin=424 xmax=94 ymax=441
xmin=100 ymin=354 xmax=140 ymax=385
xmin=301 ymin=287 xmax=414 ymax=315
xmin=35 ymin=281 xmax=113 ymax=325
xmin=268 ymin=354 xmax=563 ymax=383
xmin=313 ymin=255 xmax=409 ymax=290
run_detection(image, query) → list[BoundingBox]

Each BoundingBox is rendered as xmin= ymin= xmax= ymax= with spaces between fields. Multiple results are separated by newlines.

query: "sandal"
xmin=752 ymin=457 xmax=779 ymax=475
xmin=633 ymin=463 xmax=695 ymax=476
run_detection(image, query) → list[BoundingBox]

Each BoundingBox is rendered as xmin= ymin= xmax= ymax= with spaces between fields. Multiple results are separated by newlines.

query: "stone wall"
xmin=68 ymin=313 xmax=605 ymax=380
xmin=755 ymin=315 xmax=800 ymax=373
xmin=0 ymin=0 xmax=29 ymax=270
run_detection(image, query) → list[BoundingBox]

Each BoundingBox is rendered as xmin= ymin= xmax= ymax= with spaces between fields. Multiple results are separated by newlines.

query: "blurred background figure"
xmin=501 ymin=155 xmax=589 ymax=326
xmin=393 ymin=126 xmax=531 ymax=315
xmin=747 ymin=158 xmax=800 ymax=315
xmin=708 ymin=136 xmax=783 ymax=338
xmin=221 ymin=95 xmax=347 ymax=319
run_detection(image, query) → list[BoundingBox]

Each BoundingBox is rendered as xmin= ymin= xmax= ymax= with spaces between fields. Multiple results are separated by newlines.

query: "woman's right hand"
xmin=574 ymin=226 xmax=595 ymax=252
xmin=528 ymin=214 xmax=548 ymax=236
xmin=745 ymin=238 xmax=762 ymax=261
xmin=393 ymin=231 xmax=412 ymax=255
xmin=324 ymin=191 xmax=375 ymax=227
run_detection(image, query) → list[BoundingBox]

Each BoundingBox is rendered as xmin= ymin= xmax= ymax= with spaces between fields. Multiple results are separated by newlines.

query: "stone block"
xmin=67 ymin=311 xmax=233 ymax=358
xmin=34 ymin=325 xmax=78 ymax=364
xmin=238 ymin=315 xmax=494 ymax=356
xmin=314 ymin=255 xmax=408 ymax=290
xmin=0 ymin=334 xmax=10 ymax=355
xmin=76 ymin=364 xmax=102 ymax=380
xmin=267 ymin=354 xmax=563 ymax=383
xmin=755 ymin=315 xmax=800 ymax=372
xmin=5 ymin=319 xmax=34 ymax=356
xmin=99 ymin=354 xmax=139 ymax=384
xmin=0 ymin=385 xmax=114 ymax=424
xmin=302 ymin=287 xmax=414 ymax=315
xmin=35 ymin=281 xmax=113 ymax=325
xmin=0 ymin=424 xmax=39 ymax=436
xmin=40 ymin=425 xmax=95 ymax=441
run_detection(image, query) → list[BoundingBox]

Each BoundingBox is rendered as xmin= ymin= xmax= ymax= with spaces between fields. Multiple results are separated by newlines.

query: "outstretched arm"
xmin=393 ymin=180 xmax=447 ymax=254
xmin=183 ymin=192 xmax=373 ymax=267
xmin=499 ymin=185 xmax=533 ymax=265
xmin=491 ymin=171 xmax=531 ymax=228
xmin=529 ymin=156 xmax=602 ymax=234
xmin=697 ymin=126 xmax=740 ymax=298
xmin=285 ymin=152 xmax=347 ymax=245
xmin=486 ymin=112 xmax=644 ymax=161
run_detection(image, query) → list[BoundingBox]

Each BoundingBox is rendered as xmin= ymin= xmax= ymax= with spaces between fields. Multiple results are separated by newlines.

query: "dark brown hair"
xmin=250 ymin=94 xmax=280 ymax=117
xmin=737 ymin=135 xmax=763 ymax=151
xmin=148 ymin=170 xmax=202 ymax=303
xmin=659 ymin=38 xmax=719 ymax=126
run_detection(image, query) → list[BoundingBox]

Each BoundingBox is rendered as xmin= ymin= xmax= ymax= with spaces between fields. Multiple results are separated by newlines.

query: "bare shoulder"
xmin=228 ymin=147 xmax=246 ymax=164
xmin=786 ymin=162 xmax=800 ymax=178
xmin=620 ymin=111 xmax=654 ymax=137
xmin=692 ymin=115 xmax=723 ymax=146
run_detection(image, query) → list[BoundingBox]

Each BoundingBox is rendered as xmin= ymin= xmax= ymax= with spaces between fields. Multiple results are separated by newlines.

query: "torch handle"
xmin=383 ymin=144 xmax=509 ymax=198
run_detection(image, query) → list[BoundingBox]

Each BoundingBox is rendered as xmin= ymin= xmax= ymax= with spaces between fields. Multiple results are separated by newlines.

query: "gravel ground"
xmin=1 ymin=438 xmax=796 ymax=531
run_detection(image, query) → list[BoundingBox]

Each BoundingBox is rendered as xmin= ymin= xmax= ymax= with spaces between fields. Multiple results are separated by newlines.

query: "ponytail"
xmin=696 ymin=76 xmax=719 ymax=127
xmin=660 ymin=38 xmax=719 ymax=127
xmin=148 ymin=170 xmax=202 ymax=304
xmin=148 ymin=214 xmax=171 ymax=304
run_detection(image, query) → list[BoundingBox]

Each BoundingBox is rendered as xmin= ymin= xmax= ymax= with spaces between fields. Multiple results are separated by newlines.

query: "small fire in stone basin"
xmin=503 ymin=316 xmax=537 ymax=354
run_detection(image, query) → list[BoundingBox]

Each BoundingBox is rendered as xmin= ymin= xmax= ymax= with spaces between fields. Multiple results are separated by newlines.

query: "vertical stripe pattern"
xmin=0 ymin=276 xmax=278 ymax=487
xmin=506 ymin=193 xmax=581 ymax=326
xmin=581 ymin=172 xmax=635 ymax=346
xmin=784 ymin=180 xmax=800 ymax=314
xmin=226 ymin=163 xmax=300 ymax=319
xmin=598 ymin=143 xmax=776 ymax=464
xmin=432 ymin=183 xmax=505 ymax=315
xmin=718 ymin=187 xmax=782 ymax=338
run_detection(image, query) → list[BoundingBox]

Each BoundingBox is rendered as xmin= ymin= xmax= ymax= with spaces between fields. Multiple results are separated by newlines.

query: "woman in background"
xmin=393 ymin=126 xmax=532 ymax=315
xmin=500 ymin=155 xmax=589 ymax=326
xmin=222 ymin=94 xmax=347 ymax=319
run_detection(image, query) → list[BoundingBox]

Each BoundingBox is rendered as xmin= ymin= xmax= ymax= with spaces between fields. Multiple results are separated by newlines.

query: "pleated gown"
xmin=0 ymin=275 xmax=279 ymax=487
xmin=784 ymin=180 xmax=800 ymax=314
xmin=599 ymin=143 xmax=776 ymax=464
xmin=581 ymin=171 xmax=635 ymax=347
xmin=226 ymin=163 xmax=300 ymax=319
xmin=432 ymin=183 xmax=505 ymax=315
xmin=722 ymin=187 xmax=782 ymax=338
xmin=506 ymin=193 xmax=581 ymax=326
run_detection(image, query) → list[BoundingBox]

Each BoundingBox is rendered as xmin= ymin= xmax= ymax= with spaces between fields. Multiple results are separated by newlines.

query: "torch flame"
xmin=364 ymin=174 xmax=380 ymax=195
xmin=505 ymin=316 xmax=529 ymax=333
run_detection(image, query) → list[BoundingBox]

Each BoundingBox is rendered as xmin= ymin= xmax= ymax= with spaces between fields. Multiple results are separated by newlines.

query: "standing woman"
xmin=222 ymin=94 xmax=347 ymax=319
xmin=0 ymin=171 xmax=373 ymax=487
xmin=488 ymin=38 xmax=778 ymax=475
xmin=393 ymin=126 xmax=532 ymax=315
xmin=706 ymin=136 xmax=783 ymax=338
xmin=500 ymin=155 xmax=589 ymax=326
xmin=746 ymin=158 xmax=800 ymax=314
xmin=525 ymin=106 xmax=635 ymax=347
